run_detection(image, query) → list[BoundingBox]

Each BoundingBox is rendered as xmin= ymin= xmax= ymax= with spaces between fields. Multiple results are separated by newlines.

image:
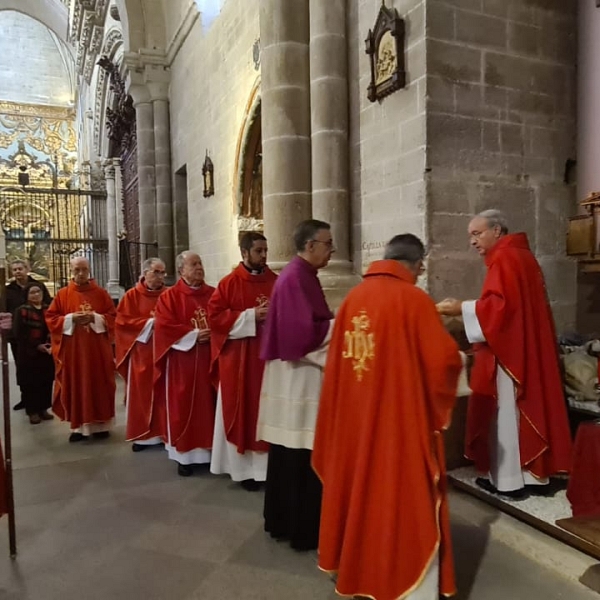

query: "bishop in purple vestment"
xmin=257 ymin=219 xmax=335 ymax=551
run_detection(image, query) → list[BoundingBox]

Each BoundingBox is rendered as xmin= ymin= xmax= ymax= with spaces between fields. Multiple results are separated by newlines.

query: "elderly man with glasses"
xmin=437 ymin=209 xmax=572 ymax=499
xmin=115 ymin=258 xmax=169 ymax=452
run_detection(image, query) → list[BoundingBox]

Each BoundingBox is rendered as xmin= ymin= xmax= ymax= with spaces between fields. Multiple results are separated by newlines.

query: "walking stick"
xmin=0 ymin=231 xmax=16 ymax=557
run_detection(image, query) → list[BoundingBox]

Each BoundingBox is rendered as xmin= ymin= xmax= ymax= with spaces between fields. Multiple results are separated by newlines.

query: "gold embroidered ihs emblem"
xmin=256 ymin=295 xmax=269 ymax=308
xmin=79 ymin=301 xmax=93 ymax=314
xmin=342 ymin=310 xmax=375 ymax=382
xmin=191 ymin=307 xmax=208 ymax=330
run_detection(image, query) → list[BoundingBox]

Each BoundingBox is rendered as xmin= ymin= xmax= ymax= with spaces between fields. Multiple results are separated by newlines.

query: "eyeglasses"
xmin=469 ymin=229 xmax=489 ymax=240
xmin=147 ymin=270 xmax=167 ymax=277
xmin=310 ymin=239 xmax=335 ymax=248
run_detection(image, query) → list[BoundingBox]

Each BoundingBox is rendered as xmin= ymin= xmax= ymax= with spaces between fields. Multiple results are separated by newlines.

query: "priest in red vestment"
xmin=154 ymin=251 xmax=216 ymax=477
xmin=208 ymin=232 xmax=277 ymax=491
xmin=116 ymin=258 xmax=167 ymax=452
xmin=46 ymin=257 xmax=116 ymax=442
xmin=313 ymin=234 xmax=462 ymax=600
xmin=438 ymin=209 xmax=572 ymax=498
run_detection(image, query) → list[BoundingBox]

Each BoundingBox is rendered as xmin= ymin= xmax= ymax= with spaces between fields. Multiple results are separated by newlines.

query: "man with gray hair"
xmin=153 ymin=251 xmax=216 ymax=477
xmin=438 ymin=209 xmax=572 ymax=498
xmin=115 ymin=258 xmax=168 ymax=452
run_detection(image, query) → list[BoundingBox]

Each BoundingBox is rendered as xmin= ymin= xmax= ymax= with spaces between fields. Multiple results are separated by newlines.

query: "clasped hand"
xmin=255 ymin=306 xmax=268 ymax=323
xmin=73 ymin=311 xmax=94 ymax=326
xmin=196 ymin=328 xmax=211 ymax=343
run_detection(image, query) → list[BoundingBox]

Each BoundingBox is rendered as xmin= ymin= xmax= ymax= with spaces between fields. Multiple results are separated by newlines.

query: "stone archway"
xmin=234 ymin=83 xmax=263 ymax=236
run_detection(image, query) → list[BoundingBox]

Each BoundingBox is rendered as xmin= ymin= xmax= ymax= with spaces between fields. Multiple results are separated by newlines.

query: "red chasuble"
xmin=313 ymin=260 xmax=462 ymax=600
xmin=46 ymin=280 xmax=116 ymax=429
xmin=208 ymin=263 xmax=277 ymax=453
xmin=115 ymin=280 xmax=166 ymax=442
xmin=154 ymin=279 xmax=216 ymax=453
xmin=466 ymin=233 xmax=572 ymax=478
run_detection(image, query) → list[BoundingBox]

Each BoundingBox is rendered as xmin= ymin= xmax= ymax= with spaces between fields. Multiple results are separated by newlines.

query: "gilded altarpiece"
xmin=0 ymin=101 xmax=108 ymax=291
xmin=0 ymin=101 xmax=77 ymax=188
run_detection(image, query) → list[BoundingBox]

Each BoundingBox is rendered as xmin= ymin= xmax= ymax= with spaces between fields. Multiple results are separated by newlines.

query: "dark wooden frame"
xmin=365 ymin=4 xmax=406 ymax=103
xmin=202 ymin=153 xmax=214 ymax=198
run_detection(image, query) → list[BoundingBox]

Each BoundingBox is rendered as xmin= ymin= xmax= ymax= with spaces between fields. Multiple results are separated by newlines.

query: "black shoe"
xmin=131 ymin=443 xmax=148 ymax=453
xmin=13 ymin=401 xmax=25 ymax=411
xmin=475 ymin=477 xmax=527 ymax=499
xmin=525 ymin=483 xmax=552 ymax=496
xmin=178 ymin=463 xmax=193 ymax=477
xmin=69 ymin=432 xmax=89 ymax=443
xmin=92 ymin=431 xmax=110 ymax=440
xmin=240 ymin=479 xmax=263 ymax=492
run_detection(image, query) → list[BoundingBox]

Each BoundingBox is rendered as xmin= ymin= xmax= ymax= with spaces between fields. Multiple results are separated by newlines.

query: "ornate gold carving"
xmin=342 ymin=310 xmax=376 ymax=382
xmin=0 ymin=101 xmax=77 ymax=188
xmin=191 ymin=307 xmax=208 ymax=330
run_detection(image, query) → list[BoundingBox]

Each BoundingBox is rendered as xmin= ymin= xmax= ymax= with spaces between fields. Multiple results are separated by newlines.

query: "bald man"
xmin=46 ymin=257 xmax=117 ymax=442
xmin=153 ymin=252 xmax=217 ymax=476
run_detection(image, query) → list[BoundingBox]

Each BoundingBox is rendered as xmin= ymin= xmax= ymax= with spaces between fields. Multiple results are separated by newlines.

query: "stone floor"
xmin=0 ymin=371 xmax=598 ymax=599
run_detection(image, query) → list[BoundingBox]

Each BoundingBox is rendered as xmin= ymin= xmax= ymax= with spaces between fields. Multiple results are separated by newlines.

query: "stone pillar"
xmin=577 ymin=0 xmax=600 ymax=200
xmin=129 ymin=85 xmax=157 ymax=246
xmin=103 ymin=159 xmax=122 ymax=300
xmin=259 ymin=0 xmax=312 ymax=269
xmin=150 ymin=86 xmax=174 ymax=273
xmin=309 ymin=0 xmax=359 ymax=304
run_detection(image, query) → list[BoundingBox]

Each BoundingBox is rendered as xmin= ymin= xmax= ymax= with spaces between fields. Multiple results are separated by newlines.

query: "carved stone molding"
xmin=71 ymin=0 xmax=112 ymax=83
xmin=98 ymin=56 xmax=136 ymax=157
xmin=94 ymin=30 xmax=124 ymax=153
xmin=237 ymin=216 xmax=264 ymax=233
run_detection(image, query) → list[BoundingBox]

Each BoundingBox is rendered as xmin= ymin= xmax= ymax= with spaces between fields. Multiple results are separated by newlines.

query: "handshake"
xmin=436 ymin=298 xmax=463 ymax=317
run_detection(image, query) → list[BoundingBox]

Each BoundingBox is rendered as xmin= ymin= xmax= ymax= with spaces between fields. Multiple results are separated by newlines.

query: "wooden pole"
xmin=0 ymin=229 xmax=16 ymax=557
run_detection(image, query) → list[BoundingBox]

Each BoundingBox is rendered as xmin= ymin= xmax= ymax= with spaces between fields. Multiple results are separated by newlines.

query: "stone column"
xmin=129 ymin=85 xmax=157 ymax=247
xmin=577 ymin=0 xmax=600 ymax=199
xmin=309 ymin=0 xmax=359 ymax=304
xmin=150 ymin=84 xmax=174 ymax=273
xmin=103 ymin=159 xmax=121 ymax=299
xmin=259 ymin=0 xmax=312 ymax=269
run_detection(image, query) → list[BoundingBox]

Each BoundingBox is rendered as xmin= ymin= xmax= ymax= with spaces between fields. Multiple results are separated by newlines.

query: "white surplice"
xmin=462 ymin=300 xmax=548 ymax=491
xmin=256 ymin=322 xmax=333 ymax=451
xmin=210 ymin=309 xmax=268 ymax=481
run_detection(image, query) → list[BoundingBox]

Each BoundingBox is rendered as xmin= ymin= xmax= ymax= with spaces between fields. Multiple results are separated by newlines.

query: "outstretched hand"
xmin=436 ymin=298 xmax=463 ymax=317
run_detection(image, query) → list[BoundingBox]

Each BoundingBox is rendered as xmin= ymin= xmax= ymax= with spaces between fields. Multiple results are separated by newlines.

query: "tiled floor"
xmin=0 ymin=370 xmax=598 ymax=599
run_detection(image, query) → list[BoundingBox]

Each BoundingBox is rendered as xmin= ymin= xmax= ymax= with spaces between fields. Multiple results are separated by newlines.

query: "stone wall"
xmin=167 ymin=0 xmax=260 ymax=284
xmin=426 ymin=0 xmax=577 ymax=332
xmin=348 ymin=0 xmax=427 ymax=273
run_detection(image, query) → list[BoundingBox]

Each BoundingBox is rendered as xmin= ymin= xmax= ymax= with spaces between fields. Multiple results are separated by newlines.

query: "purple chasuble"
xmin=260 ymin=256 xmax=333 ymax=361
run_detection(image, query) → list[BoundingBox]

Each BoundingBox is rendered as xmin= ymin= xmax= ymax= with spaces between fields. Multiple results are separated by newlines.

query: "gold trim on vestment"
xmin=318 ymin=450 xmax=455 ymax=600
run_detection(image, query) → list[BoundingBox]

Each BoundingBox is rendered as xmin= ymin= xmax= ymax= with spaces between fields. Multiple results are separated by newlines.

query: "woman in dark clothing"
xmin=13 ymin=282 xmax=55 ymax=424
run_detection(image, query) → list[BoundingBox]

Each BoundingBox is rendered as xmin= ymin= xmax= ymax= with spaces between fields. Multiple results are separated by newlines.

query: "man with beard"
xmin=116 ymin=258 xmax=168 ymax=452
xmin=208 ymin=232 xmax=277 ymax=491
xmin=45 ymin=257 xmax=116 ymax=442
xmin=154 ymin=251 xmax=216 ymax=476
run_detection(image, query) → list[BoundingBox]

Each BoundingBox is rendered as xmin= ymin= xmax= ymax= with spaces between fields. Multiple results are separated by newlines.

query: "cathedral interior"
xmin=0 ymin=0 xmax=600 ymax=598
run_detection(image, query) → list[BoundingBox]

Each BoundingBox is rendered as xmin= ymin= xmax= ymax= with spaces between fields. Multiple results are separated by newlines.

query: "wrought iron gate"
xmin=0 ymin=186 xmax=108 ymax=294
